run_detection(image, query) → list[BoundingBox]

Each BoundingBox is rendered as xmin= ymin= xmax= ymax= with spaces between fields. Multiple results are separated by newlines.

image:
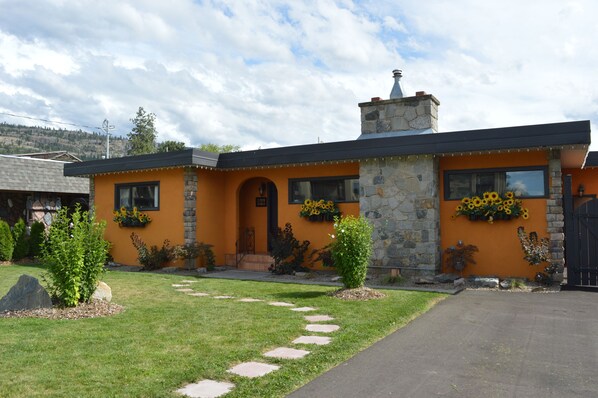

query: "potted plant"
xmin=444 ymin=240 xmax=478 ymax=275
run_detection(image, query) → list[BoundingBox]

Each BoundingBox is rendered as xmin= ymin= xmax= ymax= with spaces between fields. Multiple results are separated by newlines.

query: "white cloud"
xmin=0 ymin=0 xmax=596 ymax=150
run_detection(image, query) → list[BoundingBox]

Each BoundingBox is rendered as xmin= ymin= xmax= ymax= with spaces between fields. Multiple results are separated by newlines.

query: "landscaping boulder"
xmin=472 ymin=277 xmax=499 ymax=288
xmin=0 ymin=274 xmax=52 ymax=311
xmin=91 ymin=281 xmax=112 ymax=302
xmin=434 ymin=273 xmax=460 ymax=283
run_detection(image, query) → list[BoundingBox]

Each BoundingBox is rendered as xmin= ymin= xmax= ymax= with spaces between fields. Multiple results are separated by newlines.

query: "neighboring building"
xmin=64 ymin=73 xmax=594 ymax=285
xmin=0 ymin=154 xmax=89 ymax=226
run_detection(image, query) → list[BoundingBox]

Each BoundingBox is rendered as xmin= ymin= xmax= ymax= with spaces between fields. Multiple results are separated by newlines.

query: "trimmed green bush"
xmin=331 ymin=215 xmax=373 ymax=289
xmin=29 ymin=221 xmax=45 ymax=258
xmin=0 ymin=220 xmax=13 ymax=261
xmin=42 ymin=206 xmax=109 ymax=306
xmin=11 ymin=218 xmax=29 ymax=260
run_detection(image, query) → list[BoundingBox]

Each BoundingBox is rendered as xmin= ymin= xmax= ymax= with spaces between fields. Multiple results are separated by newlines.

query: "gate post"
xmin=563 ymin=174 xmax=577 ymax=286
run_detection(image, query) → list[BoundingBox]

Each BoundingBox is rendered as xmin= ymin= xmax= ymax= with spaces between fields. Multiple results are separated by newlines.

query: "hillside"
xmin=0 ymin=123 xmax=128 ymax=160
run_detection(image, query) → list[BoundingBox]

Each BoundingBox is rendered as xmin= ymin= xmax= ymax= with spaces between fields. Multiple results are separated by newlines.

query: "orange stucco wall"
xmin=95 ymin=169 xmax=185 ymax=266
xmin=440 ymin=151 xmax=550 ymax=279
xmin=220 ymin=163 xmax=360 ymax=269
xmin=196 ymin=169 xmax=226 ymax=265
xmin=563 ymin=167 xmax=598 ymax=209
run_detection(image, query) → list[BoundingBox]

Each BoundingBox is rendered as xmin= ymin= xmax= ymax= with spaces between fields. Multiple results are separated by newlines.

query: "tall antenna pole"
xmin=101 ymin=119 xmax=115 ymax=159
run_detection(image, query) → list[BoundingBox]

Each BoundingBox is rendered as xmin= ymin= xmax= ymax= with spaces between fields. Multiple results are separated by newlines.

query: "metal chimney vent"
xmin=389 ymin=69 xmax=404 ymax=99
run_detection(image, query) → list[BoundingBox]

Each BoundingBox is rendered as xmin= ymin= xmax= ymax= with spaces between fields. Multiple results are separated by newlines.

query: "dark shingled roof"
xmin=0 ymin=155 xmax=89 ymax=193
xmin=64 ymin=120 xmax=591 ymax=176
xmin=584 ymin=151 xmax=598 ymax=167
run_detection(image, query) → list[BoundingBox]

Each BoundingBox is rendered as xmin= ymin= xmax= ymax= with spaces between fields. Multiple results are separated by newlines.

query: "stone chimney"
xmin=358 ymin=70 xmax=440 ymax=139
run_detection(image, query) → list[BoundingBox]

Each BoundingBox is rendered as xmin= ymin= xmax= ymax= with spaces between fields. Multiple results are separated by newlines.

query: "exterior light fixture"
xmin=259 ymin=183 xmax=266 ymax=197
xmin=579 ymin=184 xmax=585 ymax=197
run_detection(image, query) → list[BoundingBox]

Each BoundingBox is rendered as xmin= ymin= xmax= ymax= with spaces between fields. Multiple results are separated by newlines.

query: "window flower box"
xmin=300 ymin=199 xmax=340 ymax=222
xmin=455 ymin=191 xmax=528 ymax=223
xmin=113 ymin=207 xmax=152 ymax=227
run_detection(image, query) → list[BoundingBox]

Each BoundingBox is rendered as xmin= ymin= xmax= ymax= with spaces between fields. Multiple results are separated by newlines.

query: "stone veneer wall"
xmin=359 ymin=155 xmax=441 ymax=276
xmin=359 ymin=94 xmax=439 ymax=135
xmin=546 ymin=150 xmax=564 ymax=282
xmin=183 ymin=168 xmax=198 ymax=253
xmin=89 ymin=176 xmax=95 ymax=210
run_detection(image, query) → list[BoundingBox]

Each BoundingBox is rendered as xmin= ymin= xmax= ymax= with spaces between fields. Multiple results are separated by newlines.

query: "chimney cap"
xmin=392 ymin=69 xmax=402 ymax=77
xmin=390 ymin=69 xmax=404 ymax=99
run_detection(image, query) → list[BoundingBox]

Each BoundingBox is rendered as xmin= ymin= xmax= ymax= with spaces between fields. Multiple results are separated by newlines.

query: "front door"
xmin=267 ymin=182 xmax=278 ymax=251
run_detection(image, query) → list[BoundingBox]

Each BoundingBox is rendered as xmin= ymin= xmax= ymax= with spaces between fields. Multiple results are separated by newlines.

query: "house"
xmin=0 ymin=154 xmax=90 ymax=226
xmin=64 ymin=73 xmax=593 ymax=284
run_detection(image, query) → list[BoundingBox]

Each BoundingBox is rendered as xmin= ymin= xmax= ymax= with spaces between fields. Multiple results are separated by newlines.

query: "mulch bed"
xmin=0 ymin=300 xmax=125 ymax=320
xmin=329 ymin=287 xmax=386 ymax=301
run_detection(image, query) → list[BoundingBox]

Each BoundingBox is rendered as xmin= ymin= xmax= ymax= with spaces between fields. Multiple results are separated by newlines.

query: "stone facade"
xmin=546 ymin=150 xmax=565 ymax=282
xmin=359 ymin=94 xmax=440 ymax=136
xmin=359 ymin=156 xmax=441 ymax=276
xmin=183 ymin=168 xmax=198 ymax=246
xmin=89 ymin=176 xmax=95 ymax=210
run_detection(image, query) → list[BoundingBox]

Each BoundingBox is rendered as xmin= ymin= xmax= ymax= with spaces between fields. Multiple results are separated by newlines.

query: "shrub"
xmin=331 ymin=215 xmax=373 ymax=289
xmin=29 ymin=221 xmax=45 ymax=258
xmin=12 ymin=218 xmax=29 ymax=260
xmin=42 ymin=205 xmax=109 ymax=306
xmin=443 ymin=240 xmax=478 ymax=275
xmin=130 ymin=233 xmax=175 ymax=270
xmin=175 ymin=242 xmax=216 ymax=271
xmin=269 ymin=223 xmax=310 ymax=275
xmin=0 ymin=220 xmax=13 ymax=261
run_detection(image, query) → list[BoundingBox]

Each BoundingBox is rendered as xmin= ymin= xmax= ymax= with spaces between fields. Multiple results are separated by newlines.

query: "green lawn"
xmin=0 ymin=265 xmax=445 ymax=397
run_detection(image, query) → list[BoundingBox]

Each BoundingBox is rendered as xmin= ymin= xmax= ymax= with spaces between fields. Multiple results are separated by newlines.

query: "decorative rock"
xmin=292 ymin=336 xmax=331 ymax=345
xmin=331 ymin=276 xmax=342 ymax=282
xmin=454 ymin=278 xmax=465 ymax=288
xmin=227 ymin=361 xmax=279 ymax=378
xmin=434 ymin=273 xmax=460 ymax=283
xmin=305 ymin=315 xmax=335 ymax=322
xmin=291 ymin=307 xmax=317 ymax=312
xmin=91 ymin=281 xmax=112 ymax=302
xmin=161 ymin=267 xmax=179 ymax=273
xmin=295 ymin=272 xmax=307 ymax=277
xmin=414 ymin=277 xmax=436 ymax=285
xmin=176 ymin=379 xmax=235 ymax=398
xmin=499 ymin=280 xmax=512 ymax=289
xmin=305 ymin=324 xmax=340 ymax=333
xmin=264 ymin=347 xmax=310 ymax=359
xmin=472 ymin=277 xmax=499 ymax=288
xmin=0 ymin=274 xmax=52 ymax=311
xmin=196 ymin=267 xmax=207 ymax=274
xmin=268 ymin=301 xmax=295 ymax=307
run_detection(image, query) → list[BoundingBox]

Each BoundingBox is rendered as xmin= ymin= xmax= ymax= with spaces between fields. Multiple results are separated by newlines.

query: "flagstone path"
xmin=170 ymin=280 xmax=341 ymax=398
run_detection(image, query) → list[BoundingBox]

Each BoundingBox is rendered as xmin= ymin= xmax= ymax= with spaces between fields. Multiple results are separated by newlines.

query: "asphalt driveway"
xmin=289 ymin=290 xmax=598 ymax=398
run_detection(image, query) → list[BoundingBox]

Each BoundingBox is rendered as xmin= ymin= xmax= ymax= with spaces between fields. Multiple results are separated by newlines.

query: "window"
xmin=115 ymin=182 xmax=159 ymax=210
xmin=444 ymin=167 xmax=547 ymax=200
xmin=289 ymin=176 xmax=359 ymax=203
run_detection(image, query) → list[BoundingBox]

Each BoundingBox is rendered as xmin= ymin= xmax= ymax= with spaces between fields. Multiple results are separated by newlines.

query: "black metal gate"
xmin=564 ymin=175 xmax=598 ymax=287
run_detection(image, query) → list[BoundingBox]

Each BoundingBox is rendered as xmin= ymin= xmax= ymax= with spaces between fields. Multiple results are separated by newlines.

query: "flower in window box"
xmin=454 ymin=191 xmax=527 ymax=222
xmin=300 ymin=199 xmax=340 ymax=221
xmin=113 ymin=206 xmax=152 ymax=227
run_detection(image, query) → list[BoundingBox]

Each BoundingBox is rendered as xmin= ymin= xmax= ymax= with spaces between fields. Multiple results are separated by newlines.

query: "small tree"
xmin=198 ymin=143 xmax=240 ymax=153
xmin=11 ymin=218 xmax=29 ymax=260
xmin=29 ymin=221 xmax=45 ymax=258
xmin=331 ymin=215 xmax=373 ymax=289
xmin=42 ymin=206 xmax=109 ymax=306
xmin=127 ymin=107 xmax=158 ymax=155
xmin=0 ymin=220 xmax=13 ymax=261
xmin=269 ymin=223 xmax=310 ymax=275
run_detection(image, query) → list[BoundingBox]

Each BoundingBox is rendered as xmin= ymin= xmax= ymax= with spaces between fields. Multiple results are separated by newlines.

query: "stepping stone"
xmin=264 ymin=347 xmax=310 ymax=359
xmin=180 ymin=280 xmax=198 ymax=283
xmin=268 ymin=301 xmax=295 ymax=307
xmin=188 ymin=292 xmax=210 ymax=297
xmin=176 ymin=379 xmax=234 ymax=398
xmin=292 ymin=336 xmax=331 ymax=345
xmin=176 ymin=288 xmax=194 ymax=292
xmin=305 ymin=324 xmax=340 ymax=333
xmin=305 ymin=315 xmax=335 ymax=322
xmin=238 ymin=298 xmax=263 ymax=302
xmin=172 ymin=284 xmax=190 ymax=287
xmin=290 ymin=306 xmax=317 ymax=312
xmin=227 ymin=361 xmax=279 ymax=378
xmin=213 ymin=295 xmax=234 ymax=299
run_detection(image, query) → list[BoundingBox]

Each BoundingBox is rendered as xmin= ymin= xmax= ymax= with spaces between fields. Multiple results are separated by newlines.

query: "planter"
xmin=305 ymin=213 xmax=338 ymax=222
xmin=119 ymin=220 xmax=148 ymax=228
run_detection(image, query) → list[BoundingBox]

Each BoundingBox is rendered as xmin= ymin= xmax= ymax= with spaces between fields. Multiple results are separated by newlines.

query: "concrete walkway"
xmin=288 ymin=290 xmax=598 ymax=398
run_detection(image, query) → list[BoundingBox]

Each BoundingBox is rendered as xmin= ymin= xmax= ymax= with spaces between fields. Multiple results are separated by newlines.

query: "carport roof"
xmin=64 ymin=120 xmax=591 ymax=176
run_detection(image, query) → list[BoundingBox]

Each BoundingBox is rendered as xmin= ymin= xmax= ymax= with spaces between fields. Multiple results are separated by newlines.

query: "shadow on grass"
xmin=6 ymin=261 xmax=47 ymax=271
xmin=271 ymin=290 xmax=332 ymax=299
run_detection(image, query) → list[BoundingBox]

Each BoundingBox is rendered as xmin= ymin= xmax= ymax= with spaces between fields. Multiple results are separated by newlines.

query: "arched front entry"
xmin=238 ymin=177 xmax=278 ymax=255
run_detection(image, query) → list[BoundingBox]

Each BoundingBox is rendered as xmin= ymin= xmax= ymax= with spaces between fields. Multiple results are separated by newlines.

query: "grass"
xmin=0 ymin=265 xmax=446 ymax=397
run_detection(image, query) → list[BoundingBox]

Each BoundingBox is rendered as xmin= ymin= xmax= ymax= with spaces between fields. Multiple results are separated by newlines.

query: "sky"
xmin=0 ymin=0 xmax=597 ymax=151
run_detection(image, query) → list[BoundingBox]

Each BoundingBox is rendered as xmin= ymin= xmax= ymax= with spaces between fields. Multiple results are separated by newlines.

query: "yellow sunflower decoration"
xmin=453 ymin=191 xmax=527 ymax=222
